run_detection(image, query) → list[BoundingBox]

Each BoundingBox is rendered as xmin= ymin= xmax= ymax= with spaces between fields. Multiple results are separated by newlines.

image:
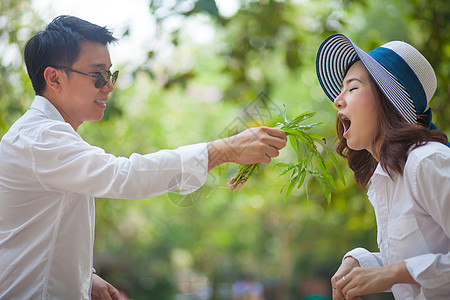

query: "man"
xmin=0 ymin=16 xmax=286 ymax=299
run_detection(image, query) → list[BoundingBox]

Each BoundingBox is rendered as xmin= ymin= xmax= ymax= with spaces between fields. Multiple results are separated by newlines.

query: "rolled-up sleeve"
xmin=344 ymin=247 xmax=384 ymax=268
xmin=31 ymin=123 xmax=208 ymax=199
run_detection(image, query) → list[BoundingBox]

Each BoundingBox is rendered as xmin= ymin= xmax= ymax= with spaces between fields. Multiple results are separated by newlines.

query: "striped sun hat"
xmin=316 ymin=34 xmax=437 ymax=126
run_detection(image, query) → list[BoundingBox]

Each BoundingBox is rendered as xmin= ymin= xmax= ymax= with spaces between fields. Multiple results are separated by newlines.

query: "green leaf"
xmin=305 ymin=176 xmax=309 ymax=202
xmin=288 ymin=134 xmax=298 ymax=151
xmin=310 ymin=170 xmax=332 ymax=204
xmin=273 ymin=162 xmax=292 ymax=168
xmin=284 ymin=128 xmax=308 ymax=136
xmin=307 ymin=132 xmax=326 ymax=141
xmin=319 ymin=160 xmax=336 ymax=189
xmin=282 ymin=104 xmax=288 ymax=123
xmin=323 ymin=145 xmax=346 ymax=185
xmin=228 ymin=104 xmax=344 ymax=203
xmin=276 ymin=163 xmax=296 ymax=176
xmin=289 ymin=111 xmax=315 ymax=126
xmin=284 ymin=171 xmax=300 ymax=203
xmin=297 ymin=167 xmax=307 ymax=189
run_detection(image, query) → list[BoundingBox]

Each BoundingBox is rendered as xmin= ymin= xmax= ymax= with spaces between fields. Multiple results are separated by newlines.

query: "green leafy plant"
xmin=228 ymin=107 xmax=345 ymax=203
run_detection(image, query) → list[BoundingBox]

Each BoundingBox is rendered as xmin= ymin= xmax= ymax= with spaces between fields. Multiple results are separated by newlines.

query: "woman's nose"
xmin=334 ymin=93 xmax=345 ymax=109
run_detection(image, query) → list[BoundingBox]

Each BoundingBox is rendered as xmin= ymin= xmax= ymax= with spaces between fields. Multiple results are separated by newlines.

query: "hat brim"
xmin=316 ymin=34 xmax=417 ymax=124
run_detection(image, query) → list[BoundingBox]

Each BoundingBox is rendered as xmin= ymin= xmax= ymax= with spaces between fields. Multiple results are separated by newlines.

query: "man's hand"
xmin=91 ymin=274 xmax=122 ymax=300
xmin=332 ymin=259 xmax=417 ymax=300
xmin=207 ymin=126 xmax=287 ymax=170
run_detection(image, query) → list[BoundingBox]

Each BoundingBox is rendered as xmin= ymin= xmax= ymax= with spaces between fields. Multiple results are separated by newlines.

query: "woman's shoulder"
xmin=409 ymin=141 xmax=449 ymax=157
xmin=406 ymin=141 xmax=450 ymax=172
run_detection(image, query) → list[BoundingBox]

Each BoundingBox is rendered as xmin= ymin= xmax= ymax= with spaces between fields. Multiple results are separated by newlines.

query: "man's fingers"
xmin=264 ymin=127 xmax=287 ymax=140
xmin=271 ymin=138 xmax=287 ymax=150
xmin=263 ymin=127 xmax=288 ymax=146
xmin=99 ymin=287 xmax=112 ymax=300
xmin=109 ymin=285 xmax=122 ymax=300
xmin=91 ymin=274 xmax=122 ymax=300
xmin=258 ymin=128 xmax=287 ymax=150
xmin=263 ymin=145 xmax=279 ymax=158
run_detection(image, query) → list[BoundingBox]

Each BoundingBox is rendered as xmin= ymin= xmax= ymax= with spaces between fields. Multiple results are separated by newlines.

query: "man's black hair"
xmin=24 ymin=15 xmax=117 ymax=95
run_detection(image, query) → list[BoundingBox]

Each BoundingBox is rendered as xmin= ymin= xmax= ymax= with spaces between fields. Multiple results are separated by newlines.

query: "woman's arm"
xmin=334 ymin=261 xmax=417 ymax=300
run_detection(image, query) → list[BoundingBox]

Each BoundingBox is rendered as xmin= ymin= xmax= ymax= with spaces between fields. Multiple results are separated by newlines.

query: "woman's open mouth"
xmin=339 ymin=114 xmax=351 ymax=137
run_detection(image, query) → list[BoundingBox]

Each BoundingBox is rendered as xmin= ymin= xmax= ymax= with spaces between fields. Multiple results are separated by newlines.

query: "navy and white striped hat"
xmin=316 ymin=34 xmax=437 ymax=126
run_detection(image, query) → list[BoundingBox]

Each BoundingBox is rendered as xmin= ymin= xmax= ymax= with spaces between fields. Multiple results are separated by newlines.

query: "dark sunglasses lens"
xmin=94 ymin=71 xmax=118 ymax=88
xmin=94 ymin=72 xmax=108 ymax=88
xmin=111 ymin=71 xmax=119 ymax=85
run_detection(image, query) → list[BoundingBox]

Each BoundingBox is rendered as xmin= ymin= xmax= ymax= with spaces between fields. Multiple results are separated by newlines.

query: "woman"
xmin=316 ymin=34 xmax=450 ymax=299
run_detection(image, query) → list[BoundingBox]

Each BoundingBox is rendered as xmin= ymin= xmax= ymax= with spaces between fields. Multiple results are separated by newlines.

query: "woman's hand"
xmin=332 ymin=260 xmax=417 ymax=300
xmin=331 ymin=256 xmax=360 ymax=299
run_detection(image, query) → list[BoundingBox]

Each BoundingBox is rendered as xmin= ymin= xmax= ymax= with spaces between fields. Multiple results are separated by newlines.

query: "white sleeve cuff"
xmin=344 ymin=247 xmax=383 ymax=268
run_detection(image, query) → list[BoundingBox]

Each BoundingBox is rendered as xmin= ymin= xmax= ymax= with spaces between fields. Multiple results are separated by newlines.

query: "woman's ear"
xmin=43 ymin=67 xmax=63 ymax=92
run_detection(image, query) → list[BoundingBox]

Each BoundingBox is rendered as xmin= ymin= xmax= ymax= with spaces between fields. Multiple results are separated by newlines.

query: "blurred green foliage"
xmin=1 ymin=0 xmax=448 ymax=299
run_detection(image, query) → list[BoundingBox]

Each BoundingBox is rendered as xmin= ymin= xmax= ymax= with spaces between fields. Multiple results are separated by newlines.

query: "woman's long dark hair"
xmin=335 ymin=60 xmax=448 ymax=188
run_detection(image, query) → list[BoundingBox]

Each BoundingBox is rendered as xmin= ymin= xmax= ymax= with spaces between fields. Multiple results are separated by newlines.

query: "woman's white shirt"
xmin=346 ymin=141 xmax=450 ymax=299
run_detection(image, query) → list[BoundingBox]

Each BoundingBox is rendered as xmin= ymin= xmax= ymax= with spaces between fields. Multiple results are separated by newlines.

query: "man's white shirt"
xmin=0 ymin=96 xmax=208 ymax=299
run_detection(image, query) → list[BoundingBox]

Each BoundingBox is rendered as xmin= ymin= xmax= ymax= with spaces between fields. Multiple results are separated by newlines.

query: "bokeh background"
xmin=1 ymin=0 xmax=449 ymax=299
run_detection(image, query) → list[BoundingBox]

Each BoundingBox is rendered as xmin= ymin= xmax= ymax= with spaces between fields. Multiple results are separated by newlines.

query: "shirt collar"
xmin=368 ymin=162 xmax=389 ymax=188
xmin=373 ymin=162 xmax=390 ymax=177
xmin=30 ymin=95 xmax=66 ymax=123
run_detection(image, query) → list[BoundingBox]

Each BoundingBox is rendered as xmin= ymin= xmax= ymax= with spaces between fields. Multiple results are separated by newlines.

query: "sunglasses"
xmin=48 ymin=65 xmax=119 ymax=89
